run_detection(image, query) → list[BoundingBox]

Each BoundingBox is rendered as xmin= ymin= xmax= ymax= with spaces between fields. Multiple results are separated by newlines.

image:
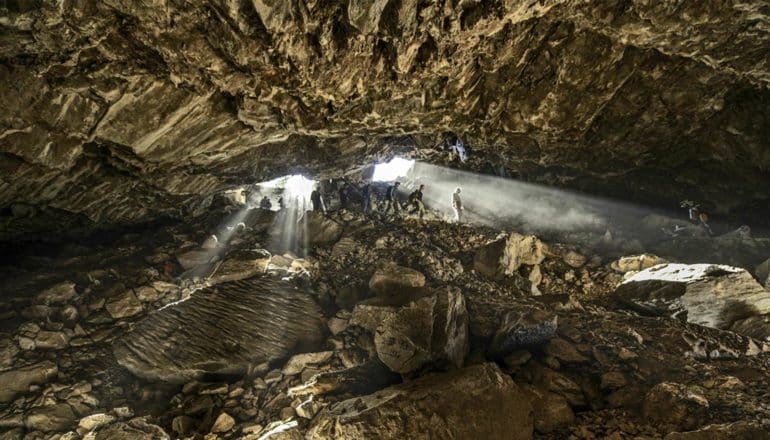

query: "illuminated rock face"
xmin=1 ymin=1 xmax=769 ymax=227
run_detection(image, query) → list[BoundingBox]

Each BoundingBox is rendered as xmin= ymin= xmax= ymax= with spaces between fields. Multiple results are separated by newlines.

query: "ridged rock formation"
xmin=2 ymin=1 xmax=769 ymax=226
xmin=113 ymin=277 xmax=326 ymax=382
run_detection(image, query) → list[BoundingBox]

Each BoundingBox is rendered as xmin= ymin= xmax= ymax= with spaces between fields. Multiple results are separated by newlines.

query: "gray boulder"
xmin=489 ymin=308 xmax=558 ymax=357
xmin=373 ymin=287 xmax=469 ymax=374
xmin=474 ymin=233 xmax=546 ymax=280
xmin=113 ymin=277 xmax=326 ymax=382
xmin=614 ymin=264 xmax=770 ymax=331
xmin=306 ymin=363 xmax=533 ymax=440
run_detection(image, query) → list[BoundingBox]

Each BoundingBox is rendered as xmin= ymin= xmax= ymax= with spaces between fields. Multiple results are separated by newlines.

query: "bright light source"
xmin=260 ymin=174 xmax=316 ymax=199
xmin=372 ymin=157 xmax=415 ymax=182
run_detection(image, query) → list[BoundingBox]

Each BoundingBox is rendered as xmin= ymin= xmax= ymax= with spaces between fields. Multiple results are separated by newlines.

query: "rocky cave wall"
xmin=1 ymin=0 xmax=769 ymax=229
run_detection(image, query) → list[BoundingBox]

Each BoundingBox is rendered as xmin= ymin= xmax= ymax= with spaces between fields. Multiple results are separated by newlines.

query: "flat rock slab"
xmin=113 ymin=277 xmax=326 ymax=382
xmin=307 ymin=362 xmax=533 ymax=440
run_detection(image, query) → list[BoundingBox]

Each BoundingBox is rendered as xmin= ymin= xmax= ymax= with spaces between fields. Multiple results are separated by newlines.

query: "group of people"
xmin=252 ymin=179 xmax=467 ymax=224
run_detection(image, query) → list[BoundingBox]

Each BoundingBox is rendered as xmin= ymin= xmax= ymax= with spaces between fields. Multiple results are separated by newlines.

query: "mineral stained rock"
xmin=3 ymin=1 xmax=769 ymax=226
xmin=113 ymin=277 xmax=326 ymax=382
xmin=306 ymin=363 xmax=533 ymax=440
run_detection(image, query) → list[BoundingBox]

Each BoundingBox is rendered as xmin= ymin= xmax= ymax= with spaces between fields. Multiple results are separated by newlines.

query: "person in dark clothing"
xmin=278 ymin=196 xmax=285 ymax=210
xmin=338 ymin=182 xmax=349 ymax=210
xmin=310 ymin=188 xmax=326 ymax=213
xmin=383 ymin=182 xmax=401 ymax=215
xmin=407 ymin=184 xmax=426 ymax=220
xmin=361 ymin=182 xmax=372 ymax=213
xmin=259 ymin=196 xmax=272 ymax=210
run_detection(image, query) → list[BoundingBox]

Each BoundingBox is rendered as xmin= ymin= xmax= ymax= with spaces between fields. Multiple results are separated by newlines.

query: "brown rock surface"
xmin=2 ymin=1 xmax=769 ymax=226
xmin=306 ymin=363 xmax=533 ymax=440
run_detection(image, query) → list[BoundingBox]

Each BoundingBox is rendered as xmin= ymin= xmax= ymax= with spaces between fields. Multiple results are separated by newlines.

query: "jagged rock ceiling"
xmin=1 ymin=0 xmax=769 ymax=224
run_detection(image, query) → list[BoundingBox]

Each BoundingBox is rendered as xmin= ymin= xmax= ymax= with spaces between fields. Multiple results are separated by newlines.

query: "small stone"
xmin=210 ymin=412 xmax=235 ymax=433
xmin=36 ymin=282 xmax=77 ymax=305
xmin=563 ymin=251 xmax=587 ymax=268
xmin=264 ymin=370 xmax=283 ymax=385
xmin=172 ymin=415 xmax=195 ymax=436
xmin=134 ymin=286 xmax=162 ymax=302
xmin=105 ymin=292 xmax=143 ymax=319
xmin=279 ymin=407 xmax=296 ymax=419
xmin=113 ymin=407 xmax=133 ymax=418
xmin=34 ymin=331 xmax=70 ymax=350
xmin=502 ymin=350 xmax=532 ymax=369
xmin=600 ymin=372 xmax=627 ymax=390
xmin=78 ymin=413 xmax=115 ymax=432
xmin=281 ymin=351 xmax=334 ymax=376
xmin=19 ymin=336 xmax=36 ymax=351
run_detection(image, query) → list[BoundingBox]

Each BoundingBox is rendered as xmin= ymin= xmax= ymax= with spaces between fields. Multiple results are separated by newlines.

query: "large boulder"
xmin=306 ymin=363 xmax=533 ymax=440
xmin=0 ymin=360 xmax=58 ymax=402
xmin=474 ymin=233 xmax=546 ymax=280
xmin=301 ymin=212 xmax=343 ymax=245
xmin=488 ymin=308 xmax=558 ymax=357
xmin=113 ymin=277 xmax=326 ymax=382
xmin=729 ymin=314 xmax=770 ymax=342
xmin=614 ymin=264 xmax=770 ymax=331
xmin=642 ymin=382 xmax=709 ymax=433
xmin=374 ymin=287 xmax=469 ymax=374
xmin=368 ymin=262 xmax=425 ymax=295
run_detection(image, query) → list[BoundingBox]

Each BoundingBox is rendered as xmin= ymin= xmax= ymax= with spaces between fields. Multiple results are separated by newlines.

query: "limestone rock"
xmin=94 ymin=421 xmax=170 ymax=440
xmin=211 ymin=412 xmax=235 ymax=433
xmin=642 ymin=382 xmax=709 ymax=433
xmin=105 ymin=291 xmax=143 ymax=319
xmin=664 ymin=421 xmax=770 ymax=439
xmin=615 ymin=264 xmax=770 ymax=331
xmin=209 ymin=249 xmax=270 ymax=284
xmin=368 ymin=262 xmax=425 ymax=295
xmin=302 ymin=212 xmax=343 ymax=245
xmin=281 ymin=351 xmax=334 ymax=376
xmin=113 ymin=277 xmax=326 ymax=382
xmin=563 ymin=251 xmax=587 ymax=268
xmin=474 ymin=233 xmax=546 ymax=279
xmin=0 ymin=360 xmax=58 ymax=402
xmin=374 ymin=287 xmax=469 ymax=374
xmin=34 ymin=331 xmax=70 ymax=350
xmin=36 ymin=282 xmax=77 ymax=305
xmin=78 ymin=414 xmax=115 ymax=432
xmin=176 ymin=249 xmax=220 ymax=271
xmin=522 ymin=386 xmax=575 ymax=434
xmin=306 ymin=363 xmax=533 ymax=440
xmin=24 ymin=404 xmax=76 ymax=432
xmin=610 ymin=254 xmax=668 ymax=273
xmin=489 ymin=308 xmax=558 ymax=357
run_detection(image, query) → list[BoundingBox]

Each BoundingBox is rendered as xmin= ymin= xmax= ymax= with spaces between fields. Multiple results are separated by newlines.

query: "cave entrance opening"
xmin=371 ymin=157 xmax=415 ymax=182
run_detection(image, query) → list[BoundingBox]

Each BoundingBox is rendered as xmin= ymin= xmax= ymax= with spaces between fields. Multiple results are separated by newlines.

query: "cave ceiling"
xmin=1 ymin=0 xmax=769 ymax=225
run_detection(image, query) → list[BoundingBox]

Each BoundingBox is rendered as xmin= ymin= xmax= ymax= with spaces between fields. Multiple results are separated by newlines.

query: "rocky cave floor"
xmin=1 ymin=194 xmax=770 ymax=440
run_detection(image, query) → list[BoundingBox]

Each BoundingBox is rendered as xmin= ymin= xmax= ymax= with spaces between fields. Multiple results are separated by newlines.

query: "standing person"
xmin=277 ymin=196 xmax=285 ymax=210
xmin=383 ymin=181 xmax=401 ymax=216
xmin=338 ymin=182 xmax=349 ymax=210
xmin=452 ymin=187 xmax=463 ymax=223
xmin=310 ymin=187 xmax=326 ymax=213
xmin=407 ymin=184 xmax=426 ymax=220
xmin=699 ymin=211 xmax=713 ymax=236
xmin=361 ymin=182 xmax=372 ymax=213
xmin=259 ymin=196 xmax=272 ymax=210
